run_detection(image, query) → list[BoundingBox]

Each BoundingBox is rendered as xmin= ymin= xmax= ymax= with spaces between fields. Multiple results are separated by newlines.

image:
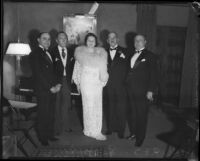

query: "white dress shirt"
xmin=109 ymin=45 xmax=118 ymax=60
xmin=39 ymin=45 xmax=52 ymax=62
xmin=58 ymin=45 xmax=67 ymax=76
xmin=130 ymin=47 xmax=145 ymax=68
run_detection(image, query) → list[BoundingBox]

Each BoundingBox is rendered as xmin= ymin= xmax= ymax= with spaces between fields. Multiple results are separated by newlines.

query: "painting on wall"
xmin=63 ymin=14 xmax=97 ymax=45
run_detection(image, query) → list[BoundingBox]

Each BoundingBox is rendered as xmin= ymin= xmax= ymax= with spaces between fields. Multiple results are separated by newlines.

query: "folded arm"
xmin=72 ymin=60 xmax=82 ymax=86
xmin=99 ymin=48 xmax=109 ymax=87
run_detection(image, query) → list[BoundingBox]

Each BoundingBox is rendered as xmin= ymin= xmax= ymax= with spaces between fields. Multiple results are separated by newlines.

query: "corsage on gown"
xmin=72 ymin=46 xmax=109 ymax=140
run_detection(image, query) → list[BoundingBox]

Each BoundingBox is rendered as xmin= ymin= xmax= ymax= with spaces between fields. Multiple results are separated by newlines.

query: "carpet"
xmin=32 ymin=145 xmax=113 ymax=157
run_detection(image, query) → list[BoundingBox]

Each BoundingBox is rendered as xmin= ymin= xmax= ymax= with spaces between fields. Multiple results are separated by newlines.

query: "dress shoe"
xmin=40 ymin=140 xmax=49 ymax=146
xmin=49 ymin=137 xmax=59 ymax=141
xmin=126 ymin=134 xmax=136 ymax=140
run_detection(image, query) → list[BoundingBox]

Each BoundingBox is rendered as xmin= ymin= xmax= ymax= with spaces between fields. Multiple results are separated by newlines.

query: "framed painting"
xmin=63 ymin=14 xmax=97 ymax=45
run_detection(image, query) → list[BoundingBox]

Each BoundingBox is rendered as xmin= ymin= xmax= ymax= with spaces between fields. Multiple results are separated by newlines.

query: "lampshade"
xmin=6 ymin=43 xmax=31 ymax=56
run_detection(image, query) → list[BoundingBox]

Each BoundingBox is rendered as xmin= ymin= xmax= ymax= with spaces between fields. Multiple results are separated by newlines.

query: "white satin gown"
xmin=72 ymin=46 xmax=108 ymax=140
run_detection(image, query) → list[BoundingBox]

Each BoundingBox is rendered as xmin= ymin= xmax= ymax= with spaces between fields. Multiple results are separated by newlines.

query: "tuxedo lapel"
xmin=40 ymin=48 xmax=53 ymax=65
xmin=109 ymin=46 xmax=120 ymax=66
xmin=55 ymin=47 xmax=62 ymax=62
xmin=107 ymin=49 xmax=112 ymax=66
xmin=66 ymin=49 xmax=71 ymax=69
xmin=131 ymin=49 xmax=147 ymax=69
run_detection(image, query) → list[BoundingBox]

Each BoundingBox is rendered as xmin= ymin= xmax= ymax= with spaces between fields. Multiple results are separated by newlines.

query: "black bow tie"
xmin=43 ymin=49 xmax=49 ymax=53
xmin=110 ymin=47 xmax=117 ymax=51
xmin=135 ymin=49 xmax=143 ymax=53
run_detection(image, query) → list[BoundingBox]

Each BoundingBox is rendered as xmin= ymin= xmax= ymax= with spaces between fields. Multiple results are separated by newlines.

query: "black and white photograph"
xmin=1 ymin=0 xmax=199 ymax=160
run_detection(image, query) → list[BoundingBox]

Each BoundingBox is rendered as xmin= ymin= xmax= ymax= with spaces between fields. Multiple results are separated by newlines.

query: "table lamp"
xmin=5 ymin=42 xmax=31 ymax=100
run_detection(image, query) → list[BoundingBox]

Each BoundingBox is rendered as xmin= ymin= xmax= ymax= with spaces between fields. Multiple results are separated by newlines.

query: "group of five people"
xmin=29 ymin=31 xmax=157 ymax=147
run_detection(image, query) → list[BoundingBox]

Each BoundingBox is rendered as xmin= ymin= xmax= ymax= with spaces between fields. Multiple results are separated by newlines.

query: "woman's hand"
xmin=147 ymin=91 xmax=154 ymax=101
xmin=77 ymin=84 xmax=81 ymax=94
xmin=100 ymin=73 xmax=109 ymax=83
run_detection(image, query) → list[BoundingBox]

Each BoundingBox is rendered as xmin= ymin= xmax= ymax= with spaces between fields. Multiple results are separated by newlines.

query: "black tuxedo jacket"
xmin=126 ymin=48 xmax=157 ymax=93
xmin=50 ymin=46 xmax=75 ymax=89
xmin=29 ymin=47 xmax=57 ymax=95
xmin=106 ymin=46 xmax=129 ymax=88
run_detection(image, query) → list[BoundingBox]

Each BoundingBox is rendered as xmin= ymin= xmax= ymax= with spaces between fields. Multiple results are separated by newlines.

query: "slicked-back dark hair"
xmin=108 ymin=31 xmax=118 ymax=38
xmin=84 ymin=33 xmax=98 ymax=47
xmin=37 ymin=32 xmax=50 ymax=39
xmin=57 ymin=31 xmax=68 ymax=39
xmin=135 ymin=33 xmax=147 ymax=41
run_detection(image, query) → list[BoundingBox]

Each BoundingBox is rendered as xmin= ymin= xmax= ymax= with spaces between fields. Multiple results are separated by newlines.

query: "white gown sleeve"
xmin=99 ymin=48 xmax=109 ymax=87
xmin=72 ymin=60 xmax=81 ymax=86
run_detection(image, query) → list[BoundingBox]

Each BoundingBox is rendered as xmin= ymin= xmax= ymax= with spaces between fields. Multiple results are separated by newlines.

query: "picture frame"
xmin=63 ymin=14 xmax=97 ymax=45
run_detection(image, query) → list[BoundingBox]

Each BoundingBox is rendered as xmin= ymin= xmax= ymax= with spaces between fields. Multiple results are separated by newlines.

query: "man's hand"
xmin=50 ymin=87 xmax=57 ymax=93
xmin=147 ymin=91 xmax=154 ymax=101
xmin=77 ymin=85 xmax=81 ymax=94
xmin=55 ymin=84 xmax=62 ymax=92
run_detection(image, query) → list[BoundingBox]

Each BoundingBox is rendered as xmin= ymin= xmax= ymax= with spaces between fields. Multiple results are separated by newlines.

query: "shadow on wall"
xmin=125 ymin=31 xmax=137 ymax=55
xmin=99 ymin=29 xmax=110 ymax=49
xmin=27 ymin=29 xmax=40 ymax=51
xmin=49 ymin=28 xmax=59 ymax=49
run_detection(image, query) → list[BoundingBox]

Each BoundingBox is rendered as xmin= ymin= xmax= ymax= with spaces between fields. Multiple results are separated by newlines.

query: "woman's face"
xmin=86 ymin=36 xmax=96 ymax=48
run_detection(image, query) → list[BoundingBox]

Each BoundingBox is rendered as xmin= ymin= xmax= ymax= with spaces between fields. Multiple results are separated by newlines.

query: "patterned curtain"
xmin=136 ymin=4 xmax=157 ymax=53
xmin=179 ymin=8 xmax=199 ymax=108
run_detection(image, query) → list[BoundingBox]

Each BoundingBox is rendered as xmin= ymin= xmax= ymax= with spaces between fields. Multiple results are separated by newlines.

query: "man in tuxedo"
xmin=103 ymin=32 xmax=128 ymax=139
xmin=50 ymin=32 xmax=75 ymax=135
xmin=126 ymin=34 xmax=157 ymax=147
xmin=29 ymin=32 xmax=61 ymax=146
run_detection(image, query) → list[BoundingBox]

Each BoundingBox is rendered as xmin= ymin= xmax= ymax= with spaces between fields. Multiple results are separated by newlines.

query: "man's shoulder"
xmin=118 ymin=46 xmax=125 ymax=50
xmin=144 ymin=49 xmax=157 ymax=59
xmin=96 ymin=46 xmax=106 ymax=52
xmin=30 ymin=47 xmax=42 ymax=56
xmin=117 ymin=46 xmax=127 ymax=53
xmin=50 ymin=46 xmax=59 ymax=53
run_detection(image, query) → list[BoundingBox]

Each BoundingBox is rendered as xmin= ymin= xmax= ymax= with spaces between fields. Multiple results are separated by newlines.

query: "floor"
xmin=17 ymin=104 xmax=177 ymax=158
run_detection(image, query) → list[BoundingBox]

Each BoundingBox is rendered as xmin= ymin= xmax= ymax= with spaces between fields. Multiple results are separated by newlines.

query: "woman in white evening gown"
xmin=72 ymin=33 xmax=109 ymax=140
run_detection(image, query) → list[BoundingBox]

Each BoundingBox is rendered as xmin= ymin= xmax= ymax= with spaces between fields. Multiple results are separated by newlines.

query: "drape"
xmin=179 ymin=8 xmax=199 ymax=108
xmin=136 ymin=4 xmax=157 ymax=53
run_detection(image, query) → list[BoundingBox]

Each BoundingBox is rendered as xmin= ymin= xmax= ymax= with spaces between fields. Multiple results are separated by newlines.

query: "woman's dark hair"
xmin=84 ymin=33 xmax=98 ymax=47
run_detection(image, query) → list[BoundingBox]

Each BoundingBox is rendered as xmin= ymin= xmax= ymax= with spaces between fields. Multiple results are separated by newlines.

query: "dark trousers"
xmin=54 ymin=77 xmax=71 ymax=135
xmin=127 ymin=87 xmax=149 ymax=144
xmin=105 ymin=85 xmax=127 ymax=135
xmin=36 ymin=92 xmax=56 ymax=142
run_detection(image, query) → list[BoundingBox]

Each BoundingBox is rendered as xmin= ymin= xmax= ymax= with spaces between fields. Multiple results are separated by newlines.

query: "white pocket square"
xmin=70 ymin=57 xmax=74 ymax=61
xmin=141 ymin=59 xmax=146 ymax=62
xmin=120 ymin=53 xmax=125 ymax=59
xmin=55 ymin=58 xmax=60 ymax=61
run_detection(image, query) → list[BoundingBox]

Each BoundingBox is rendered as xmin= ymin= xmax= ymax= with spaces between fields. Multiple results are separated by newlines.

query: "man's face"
xmin=57 ymin=33 xmax=68 ymax=48
xmin=134 ymin=35 xmax=146 ymax=50
xmin=107 ymin=33 xmax=119 ymax=48
xmin=38 ymin=33 xmax=51 ymax=49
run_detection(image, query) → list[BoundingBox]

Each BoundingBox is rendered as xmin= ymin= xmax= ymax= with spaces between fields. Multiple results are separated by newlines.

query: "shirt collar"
xmin=136 ymin=47 xmax=145 ymax=52
xmin=110 ymin=44 xmax=118 ymax=50
xmin=39 ymin=45 xmax=45 ymax=50
xmin=58 ymin=45 xmax=67 ymax=52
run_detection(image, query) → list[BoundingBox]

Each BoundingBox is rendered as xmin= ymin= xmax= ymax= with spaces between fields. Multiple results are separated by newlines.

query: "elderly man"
xmin=103 ymin=32 xmax=128 ymax=139
xmin=126 ymin=34 xmax=157 ymax=147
